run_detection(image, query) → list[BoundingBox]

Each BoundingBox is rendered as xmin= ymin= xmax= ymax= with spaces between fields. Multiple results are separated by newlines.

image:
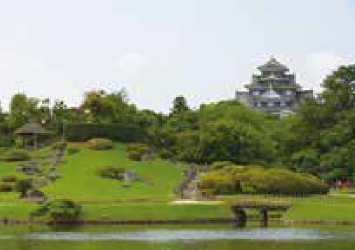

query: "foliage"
xmin=282 ymin=65 xmax=355 ymax=180
xmin=8 ymin=93 xmax=40 ymax=130
xmin=67 ymin=147 xmax=80 ymax=155
xmin=1 ymin=175 xmax=17 ymax=182
xmin=51 ymin=141 xmax=67 ymax=150
xmin=30 ymin=199 xmax=82 ymax=223
xmin=126 ymin=143 xmax=151 ymax=161
xmin=1 ymin=149 xmax=31 ymax=162
xmin=198 ymin=165 xmax=329 ymax=196
xmin=14 ymin=179 xmax=33 ymax=198
xmin=210 ymin=161 xmax=235 ymax=170
xmin=170 ymin=96 xmax=190 ymax=116
xmin=87 ymin=138 xmax=114 ymax=150
xmin=0 ymin=136 xmax=14 ymax=148
xmin=65 ymin=123 xmax=145 ymax=142
xmin=159 ymin=148 xmax=174 ymax=160
xmin=96 ymin=166 xmax=126 ymax=180
xmin=0 ymin=183 xmax=13 ymax=192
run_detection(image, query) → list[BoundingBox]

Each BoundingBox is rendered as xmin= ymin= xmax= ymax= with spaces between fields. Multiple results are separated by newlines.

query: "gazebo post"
xmin=34 ymin=134 xmax=38 ymax=150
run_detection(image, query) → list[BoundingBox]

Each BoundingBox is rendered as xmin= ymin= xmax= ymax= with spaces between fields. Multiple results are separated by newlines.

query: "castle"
xmin=235 ymin=57 xmax=313 ymax=116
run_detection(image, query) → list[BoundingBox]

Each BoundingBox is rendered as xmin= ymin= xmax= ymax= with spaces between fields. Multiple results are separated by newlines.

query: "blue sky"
xmin=0 ymin=0 xmax=353 ymax=112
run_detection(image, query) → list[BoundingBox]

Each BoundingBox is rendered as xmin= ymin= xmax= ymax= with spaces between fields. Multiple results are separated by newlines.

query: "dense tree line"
xmin=1 ymin=64 xmax=355 ymax=182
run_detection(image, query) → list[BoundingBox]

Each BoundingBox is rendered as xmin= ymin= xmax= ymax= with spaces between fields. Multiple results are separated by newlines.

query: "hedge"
xmin=87 ymin=138 xmax=114 ymax=150
xmin=62 ymin=123 xmax=146 ymax=142
xmin=198 ymin=165 xmax=329 ymax=196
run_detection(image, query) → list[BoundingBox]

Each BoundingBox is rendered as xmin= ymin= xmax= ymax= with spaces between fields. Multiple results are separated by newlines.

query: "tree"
xmin=52 ymin=99 xmax=70 ymax=123
xmin=284 ymin=64 xmax=355 ymax=180
xmin=170 ymin=96 xmax=190 ymax=116
xmin=8 ymin=93 xmax=40 ymax=129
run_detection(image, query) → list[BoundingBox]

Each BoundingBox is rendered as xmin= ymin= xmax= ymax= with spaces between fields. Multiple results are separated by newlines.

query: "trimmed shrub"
xmin=0 ymin=184 xmax=13 ymax=192
xmin=1 ymin=149 xmax=31 ymax=162
xmin=87 ymin=138 xmax=113 ymax=150
xmin=159 ymin=149 xmax=174 ymax=160
xmin=52 ymin=141 xmax=67 ymax=150
xmin=96 ymin=166 xmax=126 ymax=180
xmin=210 ymin=161 xmax=235 ymax=170
xmin=0 ymin=136 xmax=14 ymax=148
xmin=67 ymin=147 xmax=80 ymax=155
xmin=126 ymin=143 xmax=151 ymax=161
xmin=1 ymin=175 xmax=17 ymax=183
xmin=30 ymin=199 xmax=82 ymax=223
xmin=198 ymin=166 xmax=329 ymax=196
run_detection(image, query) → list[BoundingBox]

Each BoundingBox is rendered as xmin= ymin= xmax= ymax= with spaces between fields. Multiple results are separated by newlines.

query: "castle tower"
xmin=236 ymin=57 xmax=313 ymax=116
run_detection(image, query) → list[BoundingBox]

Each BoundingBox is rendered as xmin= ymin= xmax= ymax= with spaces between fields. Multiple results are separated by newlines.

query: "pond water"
xmin=0 ymin=224 xmax=355 ymax=250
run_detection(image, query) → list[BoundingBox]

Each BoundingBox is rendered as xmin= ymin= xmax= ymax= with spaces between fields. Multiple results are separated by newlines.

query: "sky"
xmin=0 ymin=0 xmax=354 ymax=112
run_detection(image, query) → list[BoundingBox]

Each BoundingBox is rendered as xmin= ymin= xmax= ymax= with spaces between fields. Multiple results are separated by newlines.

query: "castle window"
xmin=286 ymin=101 xmax=293 ymax=107
xmin=261 ymin=102 xmax=267 ymax=107
xmin=275 ymin=102 xmax=281 ymax=107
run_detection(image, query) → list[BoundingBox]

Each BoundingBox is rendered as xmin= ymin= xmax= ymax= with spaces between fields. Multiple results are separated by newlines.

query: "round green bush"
xmin=96 ymin=166 xmax=126 ymax=180
xmin=126 ymin=143 xmax=151 ymax=161
xmin=0 ymin=184 xmax=13 ymax=192
xmin=159 ymin=149 xmax=174 ymax=160
xmin=1 ymin=149 xmax=31 ymax=162
xmin=14 ymin=179 xmax=33 ymax=198
xmin=87 ymin=138 xmax=113 ymax=150
xmin=67 ymin=147 xmax=80 ymax=155
xmin=1 ymin=175 xmax=17 ymax=183
xmin=30 ymin=199 xmax=82 ymax=223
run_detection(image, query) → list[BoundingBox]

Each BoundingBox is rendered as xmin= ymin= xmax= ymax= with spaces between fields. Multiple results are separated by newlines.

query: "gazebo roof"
xmin=14 ymin=122 xmax=51 ymax=135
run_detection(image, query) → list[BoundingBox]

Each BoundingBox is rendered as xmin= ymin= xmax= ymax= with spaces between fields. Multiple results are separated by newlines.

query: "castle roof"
xmin=258 ymin=56 xmax=289 ymax=72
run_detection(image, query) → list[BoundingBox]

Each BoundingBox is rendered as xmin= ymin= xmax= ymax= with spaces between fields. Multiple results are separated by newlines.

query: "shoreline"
xmin=2 ymin=218 xmax=355 ymax=226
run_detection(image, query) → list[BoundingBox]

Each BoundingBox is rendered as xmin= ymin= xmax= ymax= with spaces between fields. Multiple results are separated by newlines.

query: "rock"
xmin=121 ymin=184 xmax=131 ymax=188
xmin=26 ymin=189 xmax=46 ymax=204
xmin=16 ymin=160 xmax=42 ymax=175
xmin=123 ymin=169 xmax=141 ymax=183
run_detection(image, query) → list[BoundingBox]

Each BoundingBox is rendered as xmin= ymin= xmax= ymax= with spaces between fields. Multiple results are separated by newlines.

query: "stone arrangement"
xmin=175 ymin=165 xmax=210 ymax=200
xmin=16 ymin=160 xmax=42 ymax=175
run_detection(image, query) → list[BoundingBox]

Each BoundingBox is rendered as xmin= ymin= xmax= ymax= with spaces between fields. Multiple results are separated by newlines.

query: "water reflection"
xmin=0 ymin=227 xmax=354 ymax=242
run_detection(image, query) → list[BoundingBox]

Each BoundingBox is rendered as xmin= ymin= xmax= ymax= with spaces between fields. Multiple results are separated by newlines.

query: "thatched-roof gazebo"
xmin=15 ymin=122 xmax=52 ymax=149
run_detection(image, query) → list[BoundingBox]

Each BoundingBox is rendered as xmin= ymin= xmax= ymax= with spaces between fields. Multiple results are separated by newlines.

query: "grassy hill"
xmin=0 ymin=144 xmax=233 ymax=221
xmin=0 ymin=143 xmax=184 ymax=201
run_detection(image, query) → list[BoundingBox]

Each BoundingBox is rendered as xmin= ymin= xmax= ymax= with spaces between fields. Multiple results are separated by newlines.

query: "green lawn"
xmin=285 ymin=195 xmax=355 ymax=221
xmin=80 ymin=203 xmax=232 ymax=221
xmin=0 ymin=143 xmax=184 ymax=201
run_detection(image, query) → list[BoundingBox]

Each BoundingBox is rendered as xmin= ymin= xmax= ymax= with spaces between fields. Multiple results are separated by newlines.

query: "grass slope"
xmin=0 ymin=143 xmax=184 ymax=201
xmin=0 ymin=143 xmax=232 ymax=221
xmin=43 ymin=143 xmax=184 ymax=201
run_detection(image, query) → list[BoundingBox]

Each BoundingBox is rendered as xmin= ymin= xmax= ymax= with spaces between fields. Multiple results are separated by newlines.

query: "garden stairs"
xmin=176 ymin=165 xmax=209 ymax=200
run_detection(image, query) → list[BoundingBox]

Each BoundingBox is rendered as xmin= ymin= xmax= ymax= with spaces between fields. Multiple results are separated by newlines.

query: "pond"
xmin=0 ymin=224 xmax=355 ymax=250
